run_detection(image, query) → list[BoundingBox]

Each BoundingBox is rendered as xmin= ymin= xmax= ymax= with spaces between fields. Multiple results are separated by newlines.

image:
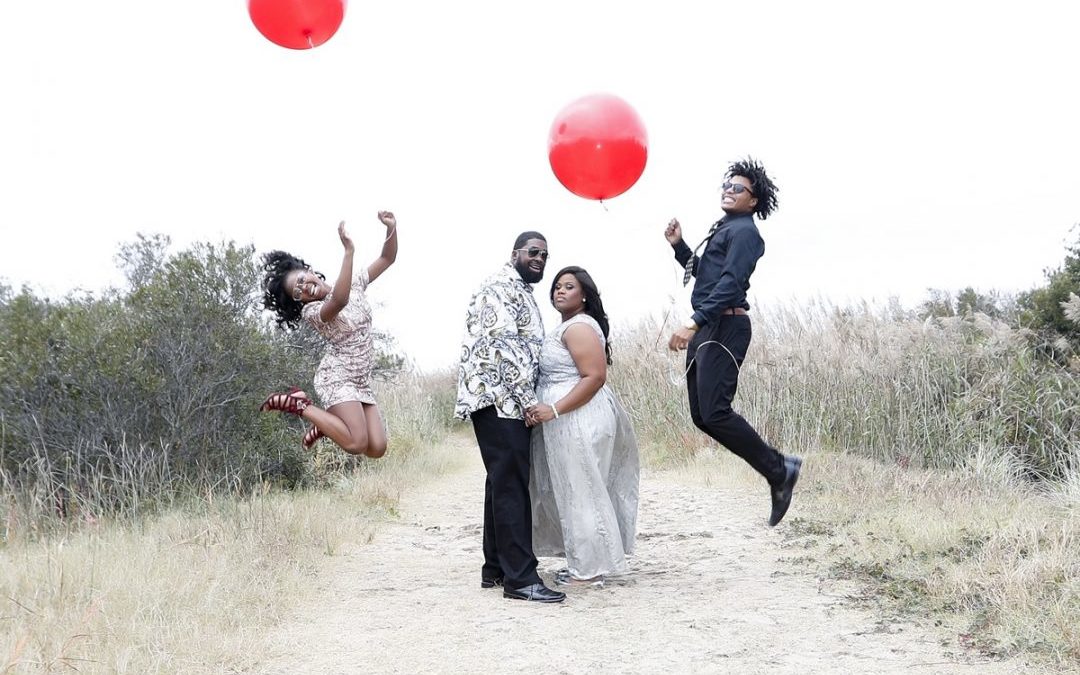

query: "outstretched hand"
xmin=377 ymin=210 xmax=396 ymax=228
xmin=338 ymin=221 xmax=355 ymax=253
xmin=664 ymin=218 xmax=682 ymax=245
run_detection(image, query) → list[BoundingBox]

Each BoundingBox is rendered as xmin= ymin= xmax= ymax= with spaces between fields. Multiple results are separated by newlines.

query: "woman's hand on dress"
xmin=526 ymin=403 xmax=557 ymax=426
xmin=377 ymin=211 xmax=396 ymax=229
xmin=338 ymin=221 xmax=355 ymax=254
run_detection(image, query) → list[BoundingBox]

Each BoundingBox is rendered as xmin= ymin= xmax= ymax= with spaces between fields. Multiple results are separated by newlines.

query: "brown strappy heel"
xmin=302 ymin=424 xmax=324 ymax=449
xmin=259 ymin=387 xmax=312 ymax=416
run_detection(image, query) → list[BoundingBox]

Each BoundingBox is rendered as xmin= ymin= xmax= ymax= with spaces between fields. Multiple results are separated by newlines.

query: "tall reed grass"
xmin=609 ymin=302 xmax=1079 ymax=667
xmin=611 ymin=301 xmax=1080 ymax=480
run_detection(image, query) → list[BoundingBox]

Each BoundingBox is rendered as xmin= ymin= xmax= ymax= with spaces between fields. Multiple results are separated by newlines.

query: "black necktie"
xmin=683 ymin=219 xmax=723 ymax=286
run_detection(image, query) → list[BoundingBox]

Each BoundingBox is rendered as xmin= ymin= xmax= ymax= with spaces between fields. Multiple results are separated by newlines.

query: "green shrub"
xmin=1018 ymin=228 xmax=1080 ymax=352
xmin=0 ymin=235 xmax=428 ymax=533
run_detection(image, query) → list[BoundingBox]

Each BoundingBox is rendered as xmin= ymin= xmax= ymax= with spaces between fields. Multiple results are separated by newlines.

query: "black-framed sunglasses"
xmin=516 ymin=247 xmax=549 ymax=260
xmin=720 ymin=181 xmax=754 ymax=196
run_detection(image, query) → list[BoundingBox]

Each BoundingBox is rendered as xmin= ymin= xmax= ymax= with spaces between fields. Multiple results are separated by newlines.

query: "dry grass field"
xmin=3 ymin=306 xmax=1077 ymax=672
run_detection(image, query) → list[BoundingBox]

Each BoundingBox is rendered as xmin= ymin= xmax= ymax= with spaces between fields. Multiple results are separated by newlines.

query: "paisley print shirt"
xmin=454 ymin=263 xmax=545 ymax=420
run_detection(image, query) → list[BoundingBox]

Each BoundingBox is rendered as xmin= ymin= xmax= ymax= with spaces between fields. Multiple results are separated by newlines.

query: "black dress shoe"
xmin=768 ymin=455 xmax=803 ymax=527
xmin=502 ymin=582 xmax=566 ymax=603
xmin=480 ymin=575 xmax=503 ymax=589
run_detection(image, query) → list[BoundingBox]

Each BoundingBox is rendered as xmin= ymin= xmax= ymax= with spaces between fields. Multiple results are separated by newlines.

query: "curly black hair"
xmin=261 ymin=250 xmax=324 ymax=330
xmin=549 ymin=266 xmax=613 ymax=365
xmin=728 ymin=157 xmax=779 ymax=220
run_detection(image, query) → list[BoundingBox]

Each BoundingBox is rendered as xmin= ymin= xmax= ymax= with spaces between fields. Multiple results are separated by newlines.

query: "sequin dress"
xmin=529 ymin=314 xmax=640 ymax=579
xmin=301 ymin=267 xmax=376 ymax=408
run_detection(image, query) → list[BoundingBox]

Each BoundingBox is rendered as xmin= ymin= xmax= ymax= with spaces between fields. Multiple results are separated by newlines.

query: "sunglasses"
xmin=721 ymin=181 xmax=754 ymax=195
xmin=516 ymin=247 xmax=549 ymax=261
xmin=292 ymin=272 xmax=312 ymax=301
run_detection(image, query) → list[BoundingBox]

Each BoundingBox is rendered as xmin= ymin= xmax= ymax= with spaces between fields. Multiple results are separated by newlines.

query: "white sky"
xmin=2 ymin=1 xmax=1079 ymax=370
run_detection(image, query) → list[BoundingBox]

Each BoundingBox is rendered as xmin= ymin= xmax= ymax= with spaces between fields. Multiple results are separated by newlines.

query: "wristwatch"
xmin=683 ymin=317 xmax=699 ymax=331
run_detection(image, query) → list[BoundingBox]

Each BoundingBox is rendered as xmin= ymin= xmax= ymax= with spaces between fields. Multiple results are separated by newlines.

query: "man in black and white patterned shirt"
xmin=455 ymin=231 xmax=565 ymax=603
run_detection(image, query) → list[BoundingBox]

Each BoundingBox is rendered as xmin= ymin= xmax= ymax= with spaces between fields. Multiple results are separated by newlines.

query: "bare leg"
xmin=297 ymin=404 xmax=352 ymax=447
xmin=301 ymin=401 xmax=385 ymax=458
xmin=362 ymin=403 xmax=387 ymax=458
xmin=262 ymin=389 xmax=385 ymax=458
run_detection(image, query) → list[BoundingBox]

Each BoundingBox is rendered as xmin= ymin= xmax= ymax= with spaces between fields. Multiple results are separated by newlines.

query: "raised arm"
xmin=367 ymin=210 xmax=398 ymax=284
xmin=318 ymin=221 xmax=355 ymax=323
xmin=666 ymin=217 xmax=696 ymax=276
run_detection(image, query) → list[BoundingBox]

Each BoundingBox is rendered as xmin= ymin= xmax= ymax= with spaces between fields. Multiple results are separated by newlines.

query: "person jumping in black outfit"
xmin=664 ymin=157 xmax=802 ymax=527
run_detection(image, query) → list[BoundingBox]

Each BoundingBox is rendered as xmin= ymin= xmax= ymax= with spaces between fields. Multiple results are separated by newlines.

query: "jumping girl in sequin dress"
xmin=259 ymin=212 xmax=397 ymax=457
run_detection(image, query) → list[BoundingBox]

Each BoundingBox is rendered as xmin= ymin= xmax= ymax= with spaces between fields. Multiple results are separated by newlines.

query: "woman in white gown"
xmin=526 ymin=266 xmax=640 ymax=587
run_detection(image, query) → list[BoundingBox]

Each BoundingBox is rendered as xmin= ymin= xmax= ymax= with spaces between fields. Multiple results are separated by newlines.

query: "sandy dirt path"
xmin=255 ymin=437 xmax=1040 ymax=674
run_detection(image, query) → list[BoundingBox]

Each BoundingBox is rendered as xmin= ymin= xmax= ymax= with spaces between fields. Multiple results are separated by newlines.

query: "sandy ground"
xmin=254 ymin=439 xmax=1042 ymax=675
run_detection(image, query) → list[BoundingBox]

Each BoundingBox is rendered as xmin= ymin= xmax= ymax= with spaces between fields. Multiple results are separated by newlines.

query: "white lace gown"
xmin=529 ymin=314 xmax=640 ymax=579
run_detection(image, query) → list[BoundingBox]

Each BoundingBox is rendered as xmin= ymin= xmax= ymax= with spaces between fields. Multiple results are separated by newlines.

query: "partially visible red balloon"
xmin=547 ymin=93 xmax=648 ymax=201
xmin=248 ymin=0 xmax=346 ymax=50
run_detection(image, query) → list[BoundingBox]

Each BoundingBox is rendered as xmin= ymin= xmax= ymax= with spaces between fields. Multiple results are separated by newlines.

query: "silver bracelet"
xmin=551 ymin=403 xmax=559 ymax=419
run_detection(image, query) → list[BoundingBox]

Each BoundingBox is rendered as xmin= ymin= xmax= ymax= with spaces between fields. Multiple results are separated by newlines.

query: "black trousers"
xmin=470 ymin=405 xmax=541 ymax=589
xmin=686 ymin=315 xmax=787 ymax=486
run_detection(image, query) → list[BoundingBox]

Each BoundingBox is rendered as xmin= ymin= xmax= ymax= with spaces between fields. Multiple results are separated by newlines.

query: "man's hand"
xmin=377 ymin=210 xmax=396 ymax=228
xmin=664 ymin=218 xmax=683 ymax=245
xmin=668 ymin=326 xmax=696 ymax=351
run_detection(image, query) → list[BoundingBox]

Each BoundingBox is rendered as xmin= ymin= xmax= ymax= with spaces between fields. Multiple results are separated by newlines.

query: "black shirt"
xmin=672 ymin=213 xmax=765 ymax=327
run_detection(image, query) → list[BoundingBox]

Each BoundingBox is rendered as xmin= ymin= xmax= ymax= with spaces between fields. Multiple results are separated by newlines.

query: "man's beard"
xmin=515 ymin=259 xmax=544 ymax=284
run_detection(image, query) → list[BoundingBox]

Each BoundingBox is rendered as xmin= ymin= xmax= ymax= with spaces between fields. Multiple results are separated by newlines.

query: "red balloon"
xmin=248 ymin=0 xmax=346 ymax=50
xmin=548 ymin=93 xmax=648 ymax=201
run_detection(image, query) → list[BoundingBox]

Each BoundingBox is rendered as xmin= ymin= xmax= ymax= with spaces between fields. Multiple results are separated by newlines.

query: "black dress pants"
xmin=686 ymin=315 xmax=787 ymax=486
xmin=470 ymin=405 xmax=541 ymax=589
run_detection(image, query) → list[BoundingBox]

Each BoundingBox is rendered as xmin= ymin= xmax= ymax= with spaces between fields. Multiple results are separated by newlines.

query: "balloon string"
xmin=657 ymin=233 xmax=705 ymax=384
xmin=599 ymin=199 xmax=609 ymax=212
xmin=307 ymin=35 xmax=315 ymax=49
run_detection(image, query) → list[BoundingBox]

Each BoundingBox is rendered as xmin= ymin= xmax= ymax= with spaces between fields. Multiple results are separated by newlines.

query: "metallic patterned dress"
xmin=302 ymin=267 xmax=376 ymax=408
xmin=529 ymin=314 xmax=640 ymax=578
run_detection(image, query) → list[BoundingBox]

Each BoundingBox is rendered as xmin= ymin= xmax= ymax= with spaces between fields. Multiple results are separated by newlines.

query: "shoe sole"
xmin=554 ymin=574 xmax=604 ymax=588
xmin=502 ymin=592 xmax=565 ymax=603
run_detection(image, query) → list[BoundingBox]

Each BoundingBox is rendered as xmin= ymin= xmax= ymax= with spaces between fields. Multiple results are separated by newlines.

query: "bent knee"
xmin=365 ymin=442 xmax=387 ymax=459
xmin=343 ymin=439 xmax=386 ymax=458
xmin=342 ymin=437 xmax=369 ymax=455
